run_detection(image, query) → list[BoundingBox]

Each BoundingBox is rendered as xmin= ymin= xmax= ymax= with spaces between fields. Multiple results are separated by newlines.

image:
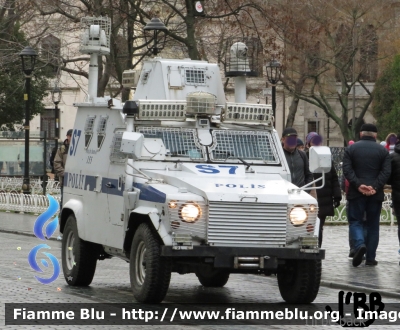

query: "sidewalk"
xmin=1 ymin=211 xmax=399 ymax=299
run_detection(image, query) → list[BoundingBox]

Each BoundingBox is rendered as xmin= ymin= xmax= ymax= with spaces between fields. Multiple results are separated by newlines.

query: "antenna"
xmin=79 ymin=16 xmax=111 ymax=101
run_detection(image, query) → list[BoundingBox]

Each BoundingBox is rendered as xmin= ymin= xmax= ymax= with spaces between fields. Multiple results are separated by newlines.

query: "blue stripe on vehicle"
xmin=64 ymin=172 xmax=165 ymax=202
xmin=133 ymin=182 xmax=166 ymax=203
xmin=85 ymin=175 xmax=96 ymax=191
xmin=63 ymin=172 xmax=68 ymax=187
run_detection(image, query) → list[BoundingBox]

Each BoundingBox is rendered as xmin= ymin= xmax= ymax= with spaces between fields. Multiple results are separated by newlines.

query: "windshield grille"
xmin=209 ymin=130 xmax=279 ymax=163
xmin=137 ymin=127 xmax=205 ymax=160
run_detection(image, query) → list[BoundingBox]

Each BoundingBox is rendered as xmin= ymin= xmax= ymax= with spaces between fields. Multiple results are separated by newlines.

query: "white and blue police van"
xmin=60 ymin=17 xmax=331 ymax=304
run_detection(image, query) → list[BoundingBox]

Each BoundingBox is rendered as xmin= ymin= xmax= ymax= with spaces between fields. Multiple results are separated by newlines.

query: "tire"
xmin=62 ymin=214 xmax=98 ymax=286
xmin=130 ymin=223 xmax=171 ymax=303
xmin=277 ymin=259 xmax=321 ymax=304
xmin=195 ymin=268 xmax=230 ymax=287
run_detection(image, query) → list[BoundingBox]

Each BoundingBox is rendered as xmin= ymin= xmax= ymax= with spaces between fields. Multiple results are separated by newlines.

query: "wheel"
xmin=195 ymin=267 xmax=230 ymax=287
xmin=277 ymin=259 xmax=321 ymax=304
xmin=130 ymin=223 xmax=171 ymax=303
xmin=62 ymin=214 xmax=98 ymax=286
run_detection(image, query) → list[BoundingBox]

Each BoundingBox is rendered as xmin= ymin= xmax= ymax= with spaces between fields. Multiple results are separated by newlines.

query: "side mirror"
xmin=120 ymin=132 xmax=144 ymax=160
xmin=309 ymin=146 xmax=331 ymax=173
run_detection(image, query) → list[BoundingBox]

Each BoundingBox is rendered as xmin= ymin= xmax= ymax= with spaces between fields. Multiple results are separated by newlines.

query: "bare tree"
xmin=31 ymin=0 xmax=152 ymax=99
xmin=265 ymin=0 xmax=397 ymax=143
xmin=123 ymin=0 xmax=267 ymax=60
xmin=29 ymin=0 xmax=269 ymax=99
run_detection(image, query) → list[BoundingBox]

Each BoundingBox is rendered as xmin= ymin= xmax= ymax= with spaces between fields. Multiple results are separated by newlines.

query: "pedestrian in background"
xmin=54 ymin=129 xmax=72 ymax=206
xmin=343 ymin=124 xmax=391 ymax=267
xmin=342 ymin=140 xmax=368 ymax=258
xmin=297 ymin=138 xmax=305 ymax=151
xmin=384 ymin=133 xmax=397 ymax=154
xmin=49 ymin=144 xmax=60 ymax=181
xmin=387 ymin=133 xmax=400 ymax=262
xmin=305 ymin=132 xmax=342 ymax=247
xmin=281 ymin=127 xmax=313 ymax=189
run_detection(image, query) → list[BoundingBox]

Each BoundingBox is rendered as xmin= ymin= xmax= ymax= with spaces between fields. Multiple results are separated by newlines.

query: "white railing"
xmin=0 ymin=193 xmax=60 ymax=214
xmin=0 ymin=177 xmax=61 ymax=195
xmin=326 ymin=192 xmax=396 ymax=225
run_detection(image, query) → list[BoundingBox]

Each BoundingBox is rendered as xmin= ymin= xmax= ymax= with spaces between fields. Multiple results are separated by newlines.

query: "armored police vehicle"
xmin=60 ymin=17 xmax=330 ymax=304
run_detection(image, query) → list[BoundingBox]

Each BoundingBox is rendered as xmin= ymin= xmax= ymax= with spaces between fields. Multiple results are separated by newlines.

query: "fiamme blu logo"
xmin=28 ymin=195 xmax=60 ymax=284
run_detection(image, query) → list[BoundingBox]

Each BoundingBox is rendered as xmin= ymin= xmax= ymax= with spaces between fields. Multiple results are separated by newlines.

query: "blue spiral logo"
xmin=33 ymin=194 xmax=59 ymax=240
xmin=28 ymin=244 xmax=60 ymax=284
xmin=28 ymin=195 xmax=60 ymax=284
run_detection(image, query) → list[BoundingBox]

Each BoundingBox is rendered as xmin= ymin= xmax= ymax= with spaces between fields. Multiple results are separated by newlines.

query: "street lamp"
xmin=143 ymin=17 xmax=168 ymax=56
xmin=266 ymin=59 xmax=282 ymax=126
xmin=19 ymin=46 xmax=37 ymax=194
xmin=51 ymin=86 xmax=62 ymax=152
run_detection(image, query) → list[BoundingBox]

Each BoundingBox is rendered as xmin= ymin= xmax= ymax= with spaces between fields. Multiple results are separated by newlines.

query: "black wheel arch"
xmin=59 ymin=208 xmax=74 ymax=234
xmin=124 ymin=212 xmax=161 ymax=259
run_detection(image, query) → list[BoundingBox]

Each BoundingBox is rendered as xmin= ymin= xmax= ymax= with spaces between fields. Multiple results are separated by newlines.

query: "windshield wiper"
xmin=237 ymin=157 xmax=251 ymax=169
xmin=225 ymin=155 xmax=252 ymax=170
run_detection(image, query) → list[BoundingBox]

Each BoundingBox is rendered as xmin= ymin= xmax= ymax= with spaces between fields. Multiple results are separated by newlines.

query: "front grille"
xmin=207 ymin=202 xmax=287 ymax=247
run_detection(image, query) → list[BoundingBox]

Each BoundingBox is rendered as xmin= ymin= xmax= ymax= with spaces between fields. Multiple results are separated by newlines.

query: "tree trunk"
xmin=185 ymin=0 xmax=200 ymax=60
xmin=285 ymin=76 xmax=306 ymax=128
xmin=98 ymin=56 xmax=111 ymax=97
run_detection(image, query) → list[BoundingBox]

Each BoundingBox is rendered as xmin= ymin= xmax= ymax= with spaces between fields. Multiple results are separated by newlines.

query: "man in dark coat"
xmin=282 ymin=127 xmax=313 ymax=188
xmin=388 ymin=134 xmax=400 ymax=249
xmin=305 ymin=132 xmax=342 ymax=247
xmin=343 ymin=123 xmax=391 ymax=267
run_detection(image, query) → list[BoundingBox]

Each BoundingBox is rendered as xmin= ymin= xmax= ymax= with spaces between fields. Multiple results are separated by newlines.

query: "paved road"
xmin=1 ymin=212 xmax=399 ymax=329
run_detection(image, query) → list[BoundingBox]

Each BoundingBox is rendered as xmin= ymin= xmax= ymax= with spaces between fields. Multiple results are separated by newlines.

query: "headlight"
xmin=179 ymin=202 xmax=201 ymax=223
xmin=289 ymin=207 xmax=308 ymax=226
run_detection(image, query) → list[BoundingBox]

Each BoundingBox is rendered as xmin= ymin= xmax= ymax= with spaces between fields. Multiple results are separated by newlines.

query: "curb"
xmin=320 ymin=280 xmax=400 ymax=299
xmin=0 ymin=228 xmax=61 ymax=241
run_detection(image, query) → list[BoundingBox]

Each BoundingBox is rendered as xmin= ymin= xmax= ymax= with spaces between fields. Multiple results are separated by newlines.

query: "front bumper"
xmin=161 ymin=246 xmax=324 ymax=270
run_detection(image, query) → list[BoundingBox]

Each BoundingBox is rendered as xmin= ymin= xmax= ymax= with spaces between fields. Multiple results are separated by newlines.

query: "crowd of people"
xmin=282 ymin=124 xmax=399 ymax=267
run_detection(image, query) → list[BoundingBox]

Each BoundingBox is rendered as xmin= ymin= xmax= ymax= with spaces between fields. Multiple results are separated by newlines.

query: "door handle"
xmin=105 ymin=182 xmax=115 ymax=188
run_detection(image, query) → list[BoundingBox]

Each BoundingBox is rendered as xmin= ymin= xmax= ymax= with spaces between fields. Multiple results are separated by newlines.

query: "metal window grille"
xmin=223 ymin=103 xmax=273 ymax=125
xmin=84 ymin=116 xmax=96 ymax=149
xmin=84 ymin=116 xmax=96 ymax=132
xmin=110 ymin=131 xmax=126 ymax=163
xmin=137 ymin=127 xmax=205 ymax=159
xmin=97 ymin=116 xmax=108 ymax=133
xmin=209 ymin=130 xmax=279 ymax=163
xmin=185 ymin=69 xmax=205 ymax=85
xmin=97 ymin=116 xmax=107 ymax=150
xmin=138 ymin=100 xmax=186 ymax=121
